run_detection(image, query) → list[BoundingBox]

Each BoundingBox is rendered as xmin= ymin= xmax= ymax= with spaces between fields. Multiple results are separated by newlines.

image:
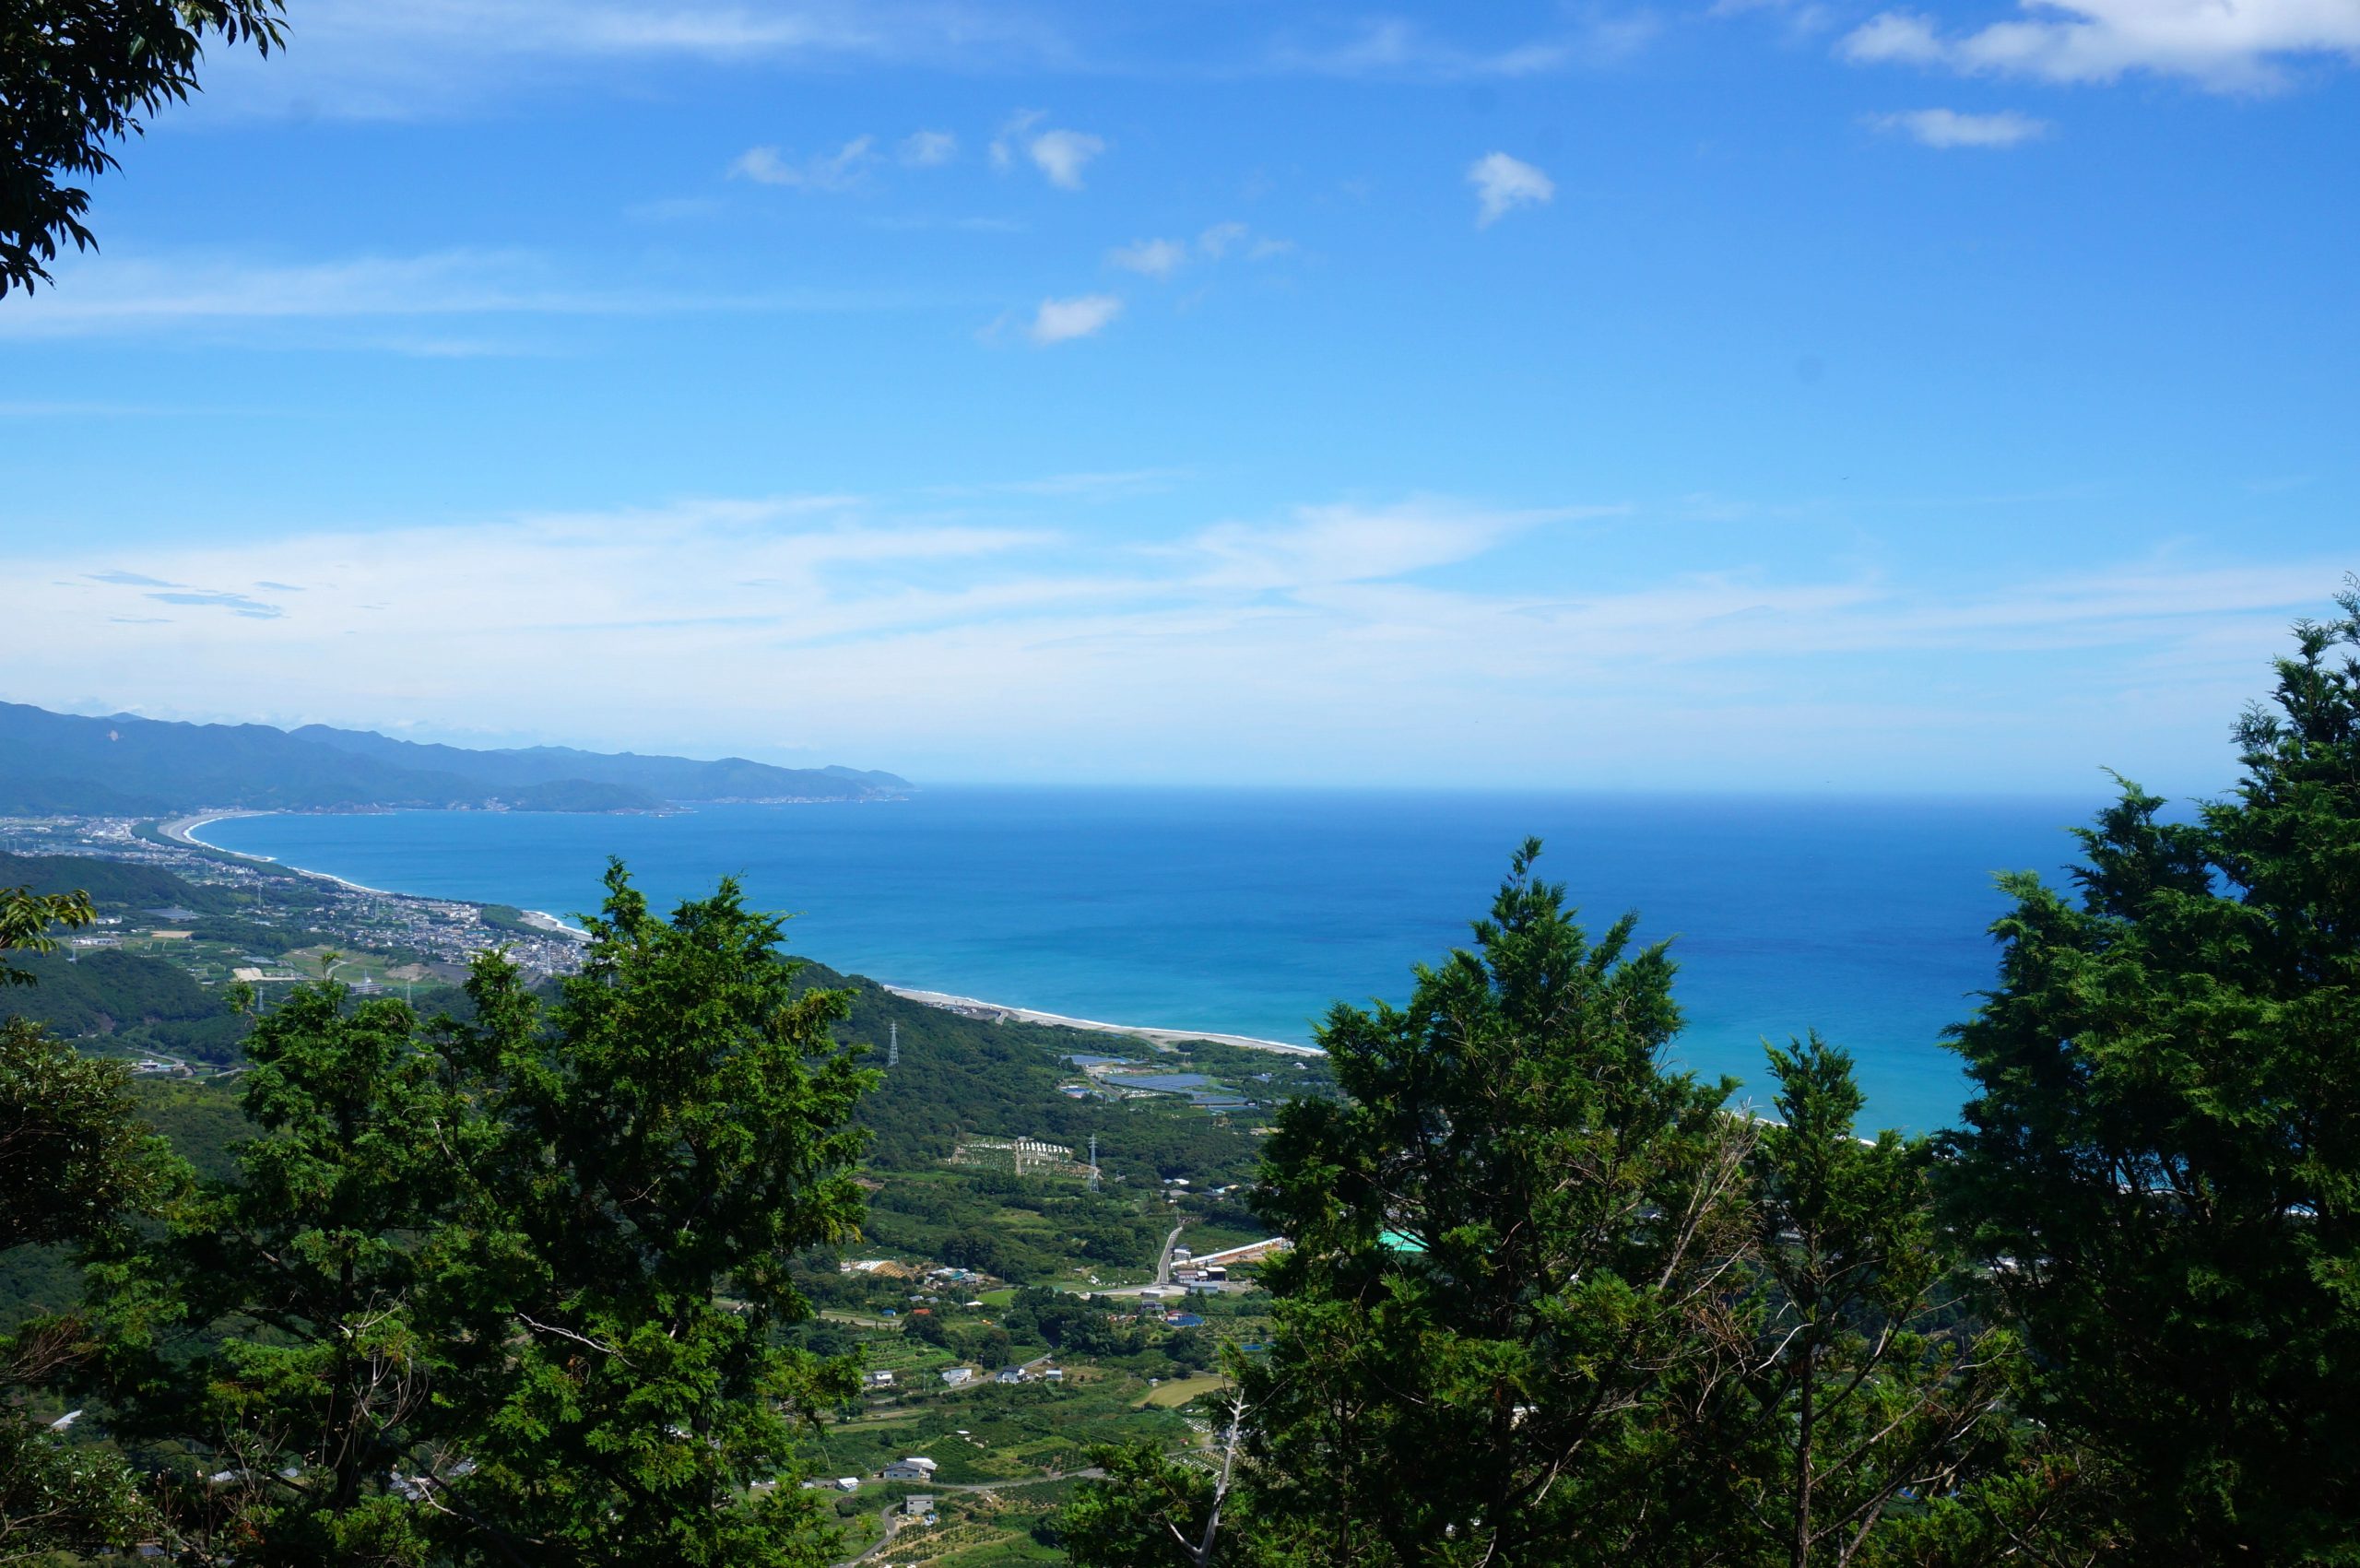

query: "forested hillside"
xmin=2 ymin=950 xmax=249 ymax=1062
xmin=0 ymin=700 xmax=910 ymax=814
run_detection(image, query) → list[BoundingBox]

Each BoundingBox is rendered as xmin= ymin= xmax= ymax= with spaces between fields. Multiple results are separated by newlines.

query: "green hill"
xmin=0 ymin=850 xmax=241 ymax=915
xmin=0 ymin=701 xmax=911 ymax=815
xmin=3 ymin=950 xmax=251 ymax=1064
xmin=291 ymin=725 xmax=914 ymax=802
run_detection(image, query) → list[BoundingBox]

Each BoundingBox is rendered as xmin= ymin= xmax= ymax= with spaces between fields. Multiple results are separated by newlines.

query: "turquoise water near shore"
xmin=200 ymin=788 xmax=2102 ymax=1135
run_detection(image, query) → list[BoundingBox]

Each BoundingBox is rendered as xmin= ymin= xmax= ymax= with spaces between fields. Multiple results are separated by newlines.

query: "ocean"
xmin=197 ymin=788 xmax=2103 ymax=1135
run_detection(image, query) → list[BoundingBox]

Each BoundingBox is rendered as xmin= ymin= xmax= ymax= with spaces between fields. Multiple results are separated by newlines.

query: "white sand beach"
xmin=883 ymin=984 xmax=1321 ymax=1057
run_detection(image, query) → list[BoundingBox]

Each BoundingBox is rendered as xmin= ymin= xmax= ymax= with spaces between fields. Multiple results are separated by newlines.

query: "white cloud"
xmin=1843 ymin=11 xmax=1949 ymax=64
xmin=988 ymin=110 xmax=1036 ymax=170
xmin=1264 ymin=16 xmax=1654 ymax=78
xmin=899 ymin=129 xmax=959 ymax=167
xmin=729 ymin=136 xmax=876 ymax=190
xmin=1196 ymin=222 xmax=1250 ymax=259
xmin=1840 ymin=0 xmax=2360 ymax=90
xmin=9 ymin=496 xmax=2335 ymax=788
xmin=1107 ymin=239 xmax=1188 ymax=278
xmin=1106 ymin=225 xmax=1291 ymax=279
xmin=0 ymin=250 xmax=921 ymax=344
xmin=1028 ymin=127 xmax=1107 ymax=190
xmin=1468 ymin=152 xmax=1555 ymax=227
xmin=989 ymin=112 xmax=1106 ymax=189
xmin=1027 ymin=293 xmax=1124 ymax=344
xmin=1191 ymin=500 xmax=1603 ymax=592
xmin=1870 ymin=107 xmax=2053 ymax=146
xmin=186 ymin=1 xmax=1071 ymax=119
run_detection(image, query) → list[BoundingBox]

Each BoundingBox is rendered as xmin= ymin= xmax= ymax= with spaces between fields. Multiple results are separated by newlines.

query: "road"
xmin=1154 ymin=1222 xmax=1186 ymax=1286
xmin=831 ymin=1468 xmax=1103 ymax=1565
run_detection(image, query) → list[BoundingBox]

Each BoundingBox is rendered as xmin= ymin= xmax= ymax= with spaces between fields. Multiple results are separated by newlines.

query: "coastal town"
xmin=0 ymin=811 xmax=591 ymax=996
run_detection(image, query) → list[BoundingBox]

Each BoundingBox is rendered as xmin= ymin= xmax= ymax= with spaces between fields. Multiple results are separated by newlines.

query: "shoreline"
xmin=160 ymin=809 xmax=267 ymax=848
xmin=883 ymin=984 xmax=1321 ymax=1058
xmin=157 ymin=811 xmax=1299 ymax=1046
xmin=165 ymin=809 xmax=590 ymax=939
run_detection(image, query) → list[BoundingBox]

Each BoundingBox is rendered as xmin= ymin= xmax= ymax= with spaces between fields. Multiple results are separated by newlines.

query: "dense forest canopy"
xmin=4 ymin=587 xmax=2357 ymax=1564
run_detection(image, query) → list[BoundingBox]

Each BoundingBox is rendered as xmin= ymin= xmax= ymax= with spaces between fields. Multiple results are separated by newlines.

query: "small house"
xmin=882 ymin=1457 xmax=938 ymax=1481
xmin=939 ymin=1367 xmax=974 ymax=1387
xmin=994 ymin=1366 xmax=1026 ymax=1385
xmin=865 ymin=1369 xmax=895 ymax=1387
xmin=904 ymin=1496 xmax=937 ymax=1518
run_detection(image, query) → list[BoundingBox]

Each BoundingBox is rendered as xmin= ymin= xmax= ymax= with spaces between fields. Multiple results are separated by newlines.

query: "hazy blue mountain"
xmin=289 ymin=725 xmax=914 ymax=801
xmin=0 ymin=701 xmax=909 ymax=815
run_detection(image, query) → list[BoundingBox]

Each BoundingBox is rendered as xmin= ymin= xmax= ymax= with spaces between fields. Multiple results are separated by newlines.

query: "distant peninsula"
xmin=0 ymin=701 xmax=911 ymax=816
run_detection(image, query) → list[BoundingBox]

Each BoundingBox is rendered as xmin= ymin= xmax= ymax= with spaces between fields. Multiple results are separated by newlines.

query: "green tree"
xmin=1941 ymin=584 xmax=2360 ymax=1561
xmin=2 ymin=0 xmax=283 ymax=294
xmin=90 ymin=982 xmax=460 ymax=1565
xmin=2 ymin=888 xmax=169 ymax=1561
xmin=428 ymin=863 xmax=877 ymax=1567
xmin=1061 ymin=1441 xmax=1223 ymax=1568
xmin=0 ymin=1017 xmax=169 ymax=1255
xmin=0 ymin=885 xmax=92 ymax=984
xmin=1680 ymin=1035 xmax=2011 ymax=1567
xmin=1072 ymin=842 xmax=1757 ymax=1566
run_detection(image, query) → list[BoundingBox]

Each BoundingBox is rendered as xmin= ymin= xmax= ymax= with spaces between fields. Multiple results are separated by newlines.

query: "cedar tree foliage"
xmin=1941 ymin=581 xmax=2360 ymax=1561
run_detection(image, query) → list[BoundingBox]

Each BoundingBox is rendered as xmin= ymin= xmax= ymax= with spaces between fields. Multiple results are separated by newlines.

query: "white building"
xmin=882 ymin=1457 xmax=938 ymax=1482
xmin=940 ymin=1366 xmax=974 ymax=1387
xmin=865 ymin=1369 xmax=895 ymax=1387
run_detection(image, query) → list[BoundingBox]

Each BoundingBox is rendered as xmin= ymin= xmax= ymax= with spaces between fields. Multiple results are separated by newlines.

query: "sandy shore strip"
xmin=884 ymin=984 xmax=1322 ymax=1057
xmin=159 ymin=809 xmax=270 ymax=848
xmin=160 ymin=811 xmax=587 ymax=938
xmin=165 ymin=812 xmax=416 ymax=899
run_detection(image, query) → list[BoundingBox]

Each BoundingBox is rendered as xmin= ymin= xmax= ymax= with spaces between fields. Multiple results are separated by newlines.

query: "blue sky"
xmin=3 ymin=0 xmax=2354 ymax=792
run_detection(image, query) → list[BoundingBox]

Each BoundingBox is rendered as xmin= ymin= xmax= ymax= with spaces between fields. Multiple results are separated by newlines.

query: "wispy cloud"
xmin=1263 ymin=16 xmax=1655 ymax=79
xmin=729 ymin=136 xmax=877 ymax=190
xmin=7 ymin=492 xmax=2339 ymax=787
xmin=991 ymin=111 xmax=1106 ymax=190
xmin=899 ymin=129 xmax=959 ymax=167
xmin=0 ymin=250 xmax=922 ymax=341
xmin=189 ymin=0 xmax=1077 ymax=119
xmin=1868 ymin=107 xmax=2052 ymax=146
xmin=1029 ymin=128 xmax=1105 ymax=190
xmin=1840 ymin=0 xmax=2360 ymax=91
xmin=1190 ymin=499 xmax=1604 ymax=591
xmin=922 ymin=468 xmax=1191 ymax=501
xmin=1197 ymin=222 xmax=1250 ymax=259
xmin=1106 ymin=223 xmax=1292 ymax=281
xmin=1107 ymin=238 xmax=1188 ymax=278
xmin=1469 ymin=152 xmax=1554 ymax=227
xmin=147 ymin=590 xmax=285 ymax=619
xmin=1028 ymin=293 xmax=1123 ymax=344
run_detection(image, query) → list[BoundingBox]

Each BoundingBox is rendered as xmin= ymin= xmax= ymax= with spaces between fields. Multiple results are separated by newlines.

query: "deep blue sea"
xmin=199 ymin=789 xmax=2103 ymax=1135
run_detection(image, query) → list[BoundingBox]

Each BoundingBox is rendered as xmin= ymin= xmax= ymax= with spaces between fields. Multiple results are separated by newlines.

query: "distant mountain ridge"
xmin=0 ymin=701 xmax=911 ymax=816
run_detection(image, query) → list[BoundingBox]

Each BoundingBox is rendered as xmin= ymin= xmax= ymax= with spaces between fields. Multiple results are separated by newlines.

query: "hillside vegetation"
xmin=0 ymin=700 xmax=911 ymax=814
xmin=9 ymin=594 xmax=2355 ymax=1565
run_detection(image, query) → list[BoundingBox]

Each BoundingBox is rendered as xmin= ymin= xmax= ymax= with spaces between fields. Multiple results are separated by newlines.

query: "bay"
xmin=198 ymin=787 xmax=2101 ymax=1134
